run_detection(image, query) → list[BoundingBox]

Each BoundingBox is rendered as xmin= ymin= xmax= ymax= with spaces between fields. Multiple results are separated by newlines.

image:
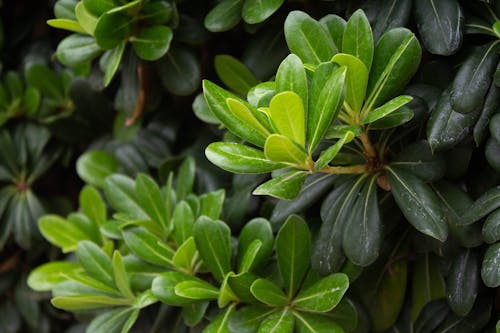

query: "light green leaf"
xmin=172 ymin=201 xmax=195 ymax=246
xmin=320 ymin=15 xmax=346 ymax=52
xmin=253 ymin=171 xmax=307 ymax=200
xmin=105 ymin=174 xmax=148 ymax=220
xmin=250 ymin=278 xmax=288 ymax=306
xmin=258 ymin=307 xmax=294 ymax=333
xmin=314 ymin=131 xmax=354 ymax=171
xmin=112 ymin=251 xmax=134 ymax=299
xmin=122 ymin=227 xmax=174 ymax=268
xmin=342 ymin=9 xmax=374 ymax=71
xmin=226 ymin=98 xmax=270 ymax=138
xmin=51 ymin=295 xmax=131 ymax=311
xmin=76 ymin=151 xmax=120 ymax=188
xmin=200 ymin=189 xmax=225 ymax=220
xmin=135 ymin=173 xmax=167 ymax=231
xmin=103 ymin=42 xmax=126 ymax=87
xmin=75 ymin=2 xmax=97 ymax=35
xmin=175 ymin=280 xmax=219 ymax=300
xmin=47 ymin=19 xmax=86 ymax=34
xmin=293 ymin=273 xmax=348 ymax=312
xmin=56 ymin=34 xmax=102 ymax=67
xmin=152 ymin=272 xmax=199 ymax=306
xmin=173 ymin=237 xmax=199 ymax=272
xmin=363 ymin=95 xmax=412 ymax=124
xmin=242 ymin=0 xmax=284 ymax=24
xmin=80 ymin=185 xmax=106 ymax=227
xmin=269 ymin=92 xmax=306 ymax=147
xmin=264 ymin=134 xmax=308 ymax=167
xmin=28 ymin=262 xmax=80 ymax=291
xmin=331 ymin=53 xmax=368 ymax=112
xmin=39 ymin=215 xmax=94 ymax=253
xmin=76 ymin=241 xmax=114 ymax=288
xmin=275 ymin=54 xmax=308 ymax=114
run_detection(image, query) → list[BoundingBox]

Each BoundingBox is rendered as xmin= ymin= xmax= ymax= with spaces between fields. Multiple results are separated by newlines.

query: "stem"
xmin=360 ymin=131 xmax=377 ymax=159
xmin=319 ymin=164 xmax=367 ymax=174
xmin=125 ymin=63 xmax=147 ymax=126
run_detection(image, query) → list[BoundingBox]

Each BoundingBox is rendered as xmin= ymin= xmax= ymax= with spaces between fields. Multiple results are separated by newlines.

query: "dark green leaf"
xmin=342 ymin=9 xmax=374 ymax=71
xmin=172 ymin=201 xmax=195 ymax=245
xmin=370 ymin=0 xmax=412 ymax=41
xmin=392 ymin=140 xmax=446 ymax=182
xmin=151 ymin=272 xmax=198 ymax=306
xmin=86 ymin=307 xmax=136 ymax=333
xmin=122 ymin=227 xmax=174 ymax=267
xmin=76 ymin=241 xmax=114 ymax=288
xmin=135 ymin=173 xmax=167 ymax=231
xmin=56 ymin=34 xmax=102 ymax=67
xmin=131 ymin=25 xmax=173 ymax=61
xmin=481 ymin=243 xmax=500 ymax=287
xmin=94 ymin=10 xmax=132 ymax=49
xmin=204 ymin=0 xmax=243 ymax=32
xmin=253 ymin=170 xmax=307 ymax=200
xmin=320 ymin=15 xmax=346 ymax=53
xmin=293 ymin=273 xmax=348 ymax=312
xmin=294 ymin=312 xmax=344 ymax=333
xmin=215 ymin=55 xmax=258 ymax=96
xmin=483 ymin=208 xmax=500 ymax=244
xmin=229 ymin=306 xmax=277 ymax=333
xmin=157 ymin=45 xmax=200 ymax=96
xmin=182 ymin=301 xmax=210 ymax=327
xmin=238 ymin=218 xmax=274 ymax=272
xmin=82 ymin=0 xmax=114 ymax=16
xmin=242 ymin=0 xmax=284 ymax=24
xmin=447 ymin=249 xmax=479 ymax=316
xmin=460 ymin=186 xmax=500 ymax=225
xmin=250 ymin=278 xmax=287 ymax=306
xmin=275 ymin=54 xmax=308 ymax=114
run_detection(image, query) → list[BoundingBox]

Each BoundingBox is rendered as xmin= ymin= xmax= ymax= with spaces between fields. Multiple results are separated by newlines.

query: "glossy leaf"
xmin=112 ymin=251 xmax=134 ymax=299
xmin=122 ymin=227 xmax=174 ymax=267
xmin=105 ymin=174 xmax=148 ymax=220
xmin=56 ymin=34 xmax=102 ymax=67
xmin=342 ymin=9 xmax=374 ymax=71
xmin=215 ymin=55 xmax=258 ymax=96
xmin=264 ymin=134 xmax=308 ymax=166
xmin=294 ymin=273 xmax=348 ymax=312
xmin=253 ymin=170 xmax=307 ymax=200
xmin=392 ymin=140 xmax=446 ymax=182
xmin=39 ymin=215 xmax=94 ymax=253
xmin=76 ymin=151 xmax=120 ymax=188
xmin=258 ymin=308 xmax=294 ymax=333
xmin=294 ymin=312 xmax=344 ymax=333
xmin=269 ymin=92 xmax=305 ymax=147
xmin=175 ymin=280 xmax=219 ymax=300
xmin=130 ymin=25 xmax=173 ymax=61
xmin=320 ymin=15 xmax=346 ymax=50
xmin=76 ymin=241 xmax=114 ymax=288
xmin=229 ymin=306 xmax=278 ymax=333
xmin=332 ymin=53 xmax=368 ymax=113
xmin=28 ymin=262 xmax=80 ymax=291
xmin=51 ymin=295 xmax=131 ymax=311
xmin=250 ymin=278 xmax=287 ymax=306
xmin=200 ymin=189 xmax=225 ymax=220
xmin=204 ymin=0 xmax=243 ymax=32
xmin=371 ymin=0 xmax=412 ymax=41
xmin=103 ymin=42 xmax=126 ymax=87
xmin=238 ymin=218 xmax=274 ymax=272
xmin=481 ymin=243 xmax=500 ymax=288
xmin=460 ymin=186 xmax=500 ymax=225
xmin=363 ymin=95 xmax=412 ymax=124
xmin=47 ymin=19 xmax=86 ymax=34
xmin=151 ymin=272 xmax=198 ymax=306
xmin=483 ymin=208 xmax=500 ymax=244
xmin=242 ymin=0 xmax=284 ymax=24
xmin=275 ymin=54 xmax=308 ymax=112
xmin=80 ymin=185 xmax=106 ymax=227
xmin=314 ymin=131 xmax=354 ymax=171
xmin=226 ymin=98 xmax=270 ymax=138
xmin=447 ymin=249 xmax=479 ymax=316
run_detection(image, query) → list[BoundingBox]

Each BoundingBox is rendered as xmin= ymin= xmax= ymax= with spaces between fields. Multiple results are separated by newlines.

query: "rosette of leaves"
xmin=203 ymin=10 xmax=458 ymax=269
xmin=0 ymin=71 xmax=40 ymax=126
xmin=0 ymin=123 xmax=60 ymax=249
xmin=28 ymin=159 xmax=352 ymax=333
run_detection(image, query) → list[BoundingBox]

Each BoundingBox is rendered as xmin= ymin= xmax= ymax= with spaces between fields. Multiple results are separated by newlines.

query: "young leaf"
xmin=307 ymin=65 xmax=346 ymax=153
xmin=275 ymin=54 xmax=308 ymax=114
xmin=28 ymin=262 xmax=80 ymax=292
xmin=253 ymin=170 xmax=307 ymax=200
xmin=363 ymin=95 xmax=412 ymax=124
xmin=342 ymin=9 xmax=374 ymax=71
xmin=258 ymin=307 xmax=294 ymax=333
xmin=215 ymin=55 xmax=258 ymax=96
xmin=284 ymin=11 xmax=337 ymax=65
xmin=39 ymin=215 xmax=94 ymax=253
xmin=152 ymin=272 xmax=199 ymax=306
xmin=175 ymin=280 xmax=219 ymax=300
xmin=47 ymin=19 xmax=86 ymax=34
xmin=122 ymin=227 xmax=174 ymax=268
xmin=172 ymin=201 xmax=195 ymax=245
xmin=250 ymin=278 xmax=288 ymax=307
xmin=276 ymin=215 xmax=311 ymax=298
xmin=80 ymin=185 xmax=106 ymax=227
xmin=242 ymin=0 xmax=284 ymax=24
xmin=103 ymin=42 xmax=126 ymax=87
xmin=264 ymin=134 xmax=308 ymax=166
xmin=414 ymin=0 xmax=463 ymax=56
xmin=238 ymin=218 xmax=274 ymax=272
xmin=75 ymin=2 xmax=97 ymax=35
xmin=293 ymin=273 xmax=348 ymax=312
xmin=112 ymin=251 xmax=134 ymax=299
xmin=269 ymin=92 xmax=305 ymax=147
xmin=331 ymin=53 xmax=368 ymax=112
xmin=248 ymin=82 xmax=276 ymax=108
xmin=386 ymin=166 xmax=448 ymax=241
xmin=76 ymin=241 xmax=114 ymax=288
xmin=226 ymin=98 xmax=270 ymax=138
xmin=104 ymin=174 xmax=148 ymax=220
xmin=314 ymin=131 xmax=354 ymax=171
xmin=135 ymin=174 xmax=168 ymax=231
xmin=173 ymin=237 xmax=198 ymax=272
xmin=194 ymin=217 xmax=232 ymax=282
xmin=131 ymin=25 xmax=173 ymax=61
xmin=206 ymin=142 xmax=285 ymax=174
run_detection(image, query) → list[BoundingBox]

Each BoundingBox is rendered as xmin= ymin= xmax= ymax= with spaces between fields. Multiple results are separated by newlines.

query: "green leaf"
xmin=135 ymin=173 xmax=167 ymax=231
xmin=56 ymin=34 xmax=102 ymax=67
xmin=203 ymin=80 xmax=267 ymax=147
xmin=411 ymin=253 xmax=446 ymax=321
xmin=342 ymin=176 xmax=381 ymax=266
xmin=258 ymin=307 xmax=294 ymax=333
xmin=363 ymin=95 xmax=412 ymax=124
xmin=105 ymin=174 xmax=148 ymax=220
xmin=28 ymin=262 xmax=80 ymax=291
xmin=157 ymin=45 xmax=201 ymax=96
xmin=227 ymin=272 xmax=260 ymax=304
xmin=103 ymin=42 xmax=126 ymax=87
xmin=172 ymin=201 xmax=195 ymax=245
xmin=47 ymin=19 xmax=86 ymax=34
xmin=122 ymin=227 xmax=174 ymax=267
xmin=51 ymin=295 xmax=131 ymax=311
xmin=75 ymin=2 xmax=97 ymax=35
xmin=82 ymin=0 xmax=115 ymax=16
xmin=131 ymin=25 xmax=173 ymax=61
xmin=307 ymin=65 xmax=346 ymax=153
xmin=175 ymin=280 xmax=219 ymax=300
xmin=276 ymin=215 xmax=311 ymax=298
xmin=264 ymin=134 xmax=308 ymax=167
xmin=386 ymin=166 xmax=448 ymax=241
xmin=226 ymin=98 xmax=271 ymax=138
xmin=342 ymin=9 xmax=374 ymax=71
xmin=205 ymin=142 xmax=284 ymax=174
xmin=215 ymin=55 xmax=258 ymax=96
xmin=80 ymin=185 xmax=106 ymax=227
xmin=248 ymin=82 xmax=276 ymax=108
xmin=320 ymin=15 xmax=346 ymax=51
xmin=450 ymin=42 xmax=500 ymax=113
xmin=284 ymin=11 xmax=337 ymax=66
xmin=152 ymin=272 xmax=198 ymax=306
xmin=483 ymin=209 xmax=500 ymax=244
xmin=294 ymin=312 xmax=344 ymax=333
xmin=269 ymin=91 xmax=306 ymax=147
xmin=142 ymin=1 xmax=173 ymax=25
xmin=218 ymin=273 xmax=239 ymax=307
xmin=39 ymin=215 xmax=93 ymax=253
xmin=238 ymin=218 xmax=274 ymax=272
xmin=371 ymin=0 xmax=412 ymax=41
xmin=392 ymin=141 xmax=446 ymax=182
xmin=239 ymin=240 xmax=263 ymax=274
xmin=204 ymin=305 xmax=235 ymax=333
xmin=173 ymin=237 xmax=198 ymax=272
xmin=250 ymin=278 xmax=288 ymax=306
xmin=481 ymin=243 xmax=500 ymax=287
xmin=365 ymin=28 xmax=421 ymax=111
xmin=242 ymin=0 xmax=284 ymax=24
xmin=76 ymin=241 xmax=114 ymax=288
xmin=368 ymin=106 xmax=414 ymax=129
xmin=204 ymin=0 xmax=243 ymax=32
xmin=200 ymin=189 xmax=225 ymax=220
xmin=24 ymin=64 xmax=64 ymax=101
xmin=414 ymin=0 xmax=463 ymax=56
xmin=314 ymin=131 xmax=354 ymax=171
xmin=94 ymin=11 xmax=132 ymax=49
xmin=229 ymin=306 xmax=278 ymax=333
xmin=253 ymin=170 xmax=307 ymax=200
xmin=76 ymin=151 xmax=120 ymax=188
xmin=332 ymin=53 xmax=368 ymax=113
xmin=293 ymin=273 xmax=348 ymax=312
xmin=447 ymin=249 xmax=479 ymax=316
xmin=183 ymin=301 xmax=209 ymax=327
xmin=112 ymin=251 xmax=134 ymax=299
xmin=460 ymin=186 xmax=500 ymax=225
xmin=88 ymin=307 xmax=138 ymax=333
xmin=275 ymin=54 xmax=308 ymax=114
xmin=194 ymin=217 xmax=232 ymax=282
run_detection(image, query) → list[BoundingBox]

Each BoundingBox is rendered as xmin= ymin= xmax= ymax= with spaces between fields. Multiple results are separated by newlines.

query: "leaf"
xmin=112 ymin=251 xmax=134 ymax=299
xmin=142 ymin=1 xmax=174 ymax=25
xmin=284 ymin=11 xmax=337 ymax=65
xmin=371 ymin=0 xmax=412 ymax=41
xmin=481 ymin=243 xmax=500 ymax=287
xmin=264 ymin=134 xmax=308 ymax=166
xmin=28 ymin=262 xmax=80 ymax=291
xmin=135 ymin=173 xmax=167 ymax=231
xmin=175 ymin=280 xmax=219 ymax=300
xmin=258 ymin=308 xmax=294 ymax=333
xmin=80 ymin=185 xmax=106 ymax=227
xmin=200 ymin=189 xmax=225 ymax=220
xmin=229 ymin=306 xmax=278 ymax=333
xmin=130 ymin=25 xmax=173 ymax=61
xmin=122 ymin=227 xmax=174 ymax=267
xmin=172 ymin=201 xmax=195 ymax=245
xmin=157 ymin=45 xmax=201 ymax=96
xmin=47 ymin=19 xmax=86 ymax=34
xmin=242 ymin=0 xmax=284 ymax=24
xmin=294 ymin=312 xmax=344 ymax=333
xmin=215 ymin=55 xmax=258 ymax=96
xmin=363 ymin=95 xmax=412 ymax=124
xmin=314 ymin=131 xmax=354 ymax=171
xmin=392 ymin=140 xmax=446 ymax=182
xmin=342 ymin=176 xmax=381 ymax=266
xmin=320 ymin=15 xmax=346 ymax=52
xmin=276 ymin=215 xmax=311 ymax=298
xmin=94 ymin=10 xmax=132 ymax=49
xmin=76 ymin=151 xmax=120 ymax=188
xmin=152 ymin=272 xmax=198 ymax=306
xmin=247 ymin=82 xmax=276 ymax=108
xmin=269 ymin=91 xmax=306 ymax=147
xmin=331 ymin=54 xmax=368 ymax=113
xmin=173 ymin=237 xmax=198 ymax=272
xmin=56 ymin=34 xmax=102 ymax=67
xmin=459 ymin=186 xmax=500 ymax=225
xmin=483 ymin=208 xmax=500 ymax=244
xmin=342 ymin=9 xmax=374 ymax=71
xmin=226 ymin=98 xmax=270 ymax=138
xmin=204 ymin=0 xmax=243 ymax=32
xmin=365 ymin=28 xmax=421 ymax=111
xmin=253 ymin=170 xmax=307 ymax=200
xmin=75 ymin=2 xmax=97 ymax=35
xmin=275 ymin=54 xmax=308 ymax=114
xmin=250 ymin=278 xmax=288 ymax=306
xmin=411 ymin=253 xmax=446 ymax=321
xmin=51 ymin=295 xmax=131 ymax=311
xmin=24 ymin=63 xmax=64 ymax=101
xmin=238 ymin=218 xmax=274 ymax=272
xmin=447 ymin=249 xmax=480 ymax=316
xmin=194 ymin=217 xmax=232 ymax=282
xmin=87 ymin=307 xmax=137 ymax=333
xmin=103 ymin=42 xmax=126 ymax=87
xmin=307 ymin=65 xmax=346 ymax=153
xmin=183 ymin=301 xmax=209 ymax=327
xmin=414 ymin=0 xmax=464 ymax=56
xmin=386 ymin=166 xmax=448 ymax=241
xmin=227 ymin=272 xmax=260 ymax=304
xmin=450 ymin=42 xmax=500 ymax=113
xmin=39 ymin=215 xmax=94 ymax=253
xmin=105 ymin=174 xmax=148 ymax=220
xmin=205 ymin=142 xmax=284 ymax=174
xmin=82 ymin=0 xmax=114 ymax=17
xmin=293 ymin=273 xmax=348 ymax=312
xmin=76 ymin=241 xmax=114 ymax=288
xmin=204 ymin=305 xmax=235 ymax=333
xmin=203 ymin=80 xmax=267 ymax=147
